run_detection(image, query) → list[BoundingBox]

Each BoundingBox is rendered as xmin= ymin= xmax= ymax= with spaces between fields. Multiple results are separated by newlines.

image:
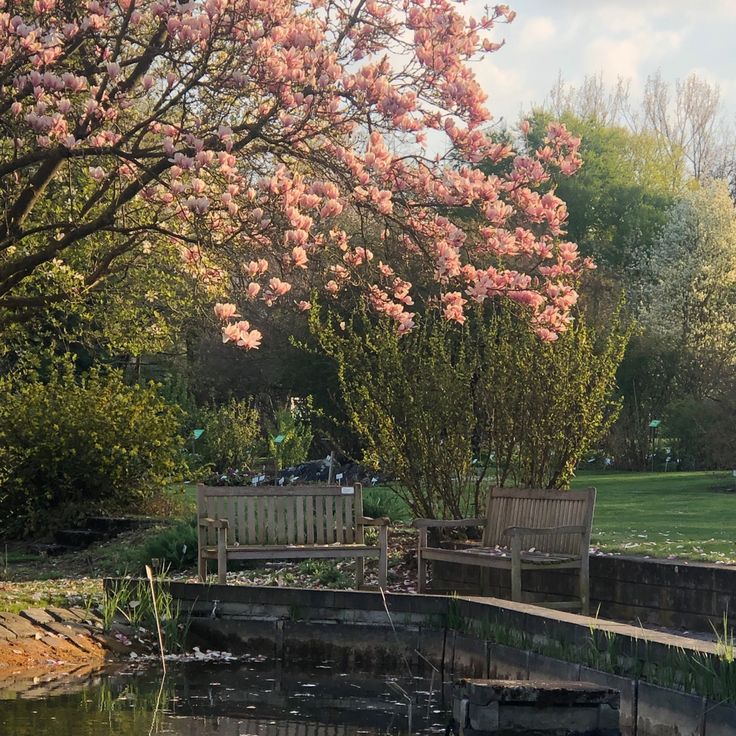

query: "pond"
xmin=0 ymin=660 xmax=447 ymax=736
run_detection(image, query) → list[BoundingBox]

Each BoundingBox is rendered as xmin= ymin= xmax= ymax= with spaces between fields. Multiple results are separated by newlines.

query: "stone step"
xmin=453 ymin=679 xmax=620 ymax=736
xmin=19 ymin=607 xmax=56 ymax=626
xmin=84 ymin=516 xmax=161 ymax=534
xmin=0 ymin=612 xmax=39 ymax=639
xmin=52 ymin=529 xmax=106 ymax=549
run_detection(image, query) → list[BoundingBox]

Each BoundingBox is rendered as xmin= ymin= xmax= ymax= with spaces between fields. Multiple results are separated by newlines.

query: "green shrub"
xmin=362 ymin=487 xmax=410 ymax=522
xmin=297 ymin=560 xmax=351 ymax=588
xmin=132 ymin=518 xmax=198 ymax=571
xmin=197 ymin=398 xmax=260 ymax=472
xmin=0 ymin=361 xmax=184 ymax=537
xmin=312 ymin=303 xmax=628 ymax=519
xmin=267 ymin=404 xmax=313 ymax=470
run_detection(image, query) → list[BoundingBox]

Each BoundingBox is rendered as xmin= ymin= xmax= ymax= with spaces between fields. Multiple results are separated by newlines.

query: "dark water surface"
xmin=0 ymin=660 xmax=447 ymax=736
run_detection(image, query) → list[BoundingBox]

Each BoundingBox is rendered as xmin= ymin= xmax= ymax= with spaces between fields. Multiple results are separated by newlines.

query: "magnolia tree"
xmin=0 ymin=0 xmax=590 ymax=346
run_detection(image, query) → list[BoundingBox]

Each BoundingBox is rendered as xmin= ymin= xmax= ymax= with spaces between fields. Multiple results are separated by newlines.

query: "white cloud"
xmin=518 ymin=16 xmax=556 ymax=50
xmin=583 ymin=30 xmax=683 ymax=87
xmin=473 ymin=61 xmax=531 ymax=124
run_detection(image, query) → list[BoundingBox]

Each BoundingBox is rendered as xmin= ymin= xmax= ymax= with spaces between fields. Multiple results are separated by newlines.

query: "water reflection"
xmin=0 ymin=661 xmax=447 ymax=736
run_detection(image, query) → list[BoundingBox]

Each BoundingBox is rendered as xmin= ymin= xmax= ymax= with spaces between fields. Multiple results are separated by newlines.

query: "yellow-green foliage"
xmin=312 ymin=303 xmax=628 ymax=520
xmin=197 ymin=398 xmax=261 ymax=471
xmin=0 ymin=361 xmax=184 ymax=537
xmin=267 ymin=404 xmax=314 ymax=470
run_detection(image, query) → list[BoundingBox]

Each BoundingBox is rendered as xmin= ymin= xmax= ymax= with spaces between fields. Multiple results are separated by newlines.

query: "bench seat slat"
xmin=201 ymin=544 xmax=381 ymax=560
xmin=422 ymin=546 xmax=579 ymax=566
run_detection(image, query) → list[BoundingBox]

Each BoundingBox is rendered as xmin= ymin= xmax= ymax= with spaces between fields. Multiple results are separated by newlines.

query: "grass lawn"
xmin=571 ymin=470 xmax=736 ymax=563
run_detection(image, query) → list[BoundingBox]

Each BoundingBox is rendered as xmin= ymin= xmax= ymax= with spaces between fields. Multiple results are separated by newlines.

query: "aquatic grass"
xmin=450 ymin=609 xmax=736 ymax=705
xmin=102 ymin=572 xmax=191 ymax=653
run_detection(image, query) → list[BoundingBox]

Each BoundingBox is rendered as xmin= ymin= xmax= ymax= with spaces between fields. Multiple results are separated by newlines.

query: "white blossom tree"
xmin=640 ymin=179 xmax=736 ymax=395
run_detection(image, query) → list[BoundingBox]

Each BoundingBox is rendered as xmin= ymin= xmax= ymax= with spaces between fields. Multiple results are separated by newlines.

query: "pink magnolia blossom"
xmin=214 ymin=302 xmax=239 ymax=320
xmin=238 ymin=328 xmax=263 ymax=350
xmin=291 ymin=246 xmax=308 ymax=269
xmin=1 ymin=0 xmax=590 ymax=350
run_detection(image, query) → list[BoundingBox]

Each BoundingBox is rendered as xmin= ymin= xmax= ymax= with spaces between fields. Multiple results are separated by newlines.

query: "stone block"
xmin=488 ymin=643 xmax=528 ymax=680
xmin=527 ymin=652 xmax=581 ymax=682
xmin=579 ymin=667 xmax=635 ymax=736
xmin=454 ymin=680 xmax=620 ymax=736
xmin=416 ymin=626 xmax=447 ymax=672
xmin=188 ymin=617 xmax=279 ymax=657
xmin=468 ymin=701 xmax=499 ymax=731
xmin=452 ymin=633 xmax=488 ymax=678
xmin=282 ymin=620 xmax=416 ymax=671
xmin=0 ymin=612 xmax=38 ymax=638
xmin=637 ymin=681 xmax=705 ymax=736
xmin=20 ymin=608 xmax=56 ymax=626
xmin=43 ymin=621 xmax=93 ymax=638
xmin=704 ymin=701 xmax=736 ymax=736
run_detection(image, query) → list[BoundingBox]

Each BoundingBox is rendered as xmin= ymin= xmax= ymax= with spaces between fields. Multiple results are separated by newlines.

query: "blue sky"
xmin=466 ymin=0 xmax=736 ymax=126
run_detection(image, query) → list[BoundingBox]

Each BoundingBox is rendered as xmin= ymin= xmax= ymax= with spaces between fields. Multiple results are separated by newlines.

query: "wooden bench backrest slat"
xmin=482 ymin=487 xmax=596 ymax=554
xmin=197 ymin=484 xmax=364 ymax=546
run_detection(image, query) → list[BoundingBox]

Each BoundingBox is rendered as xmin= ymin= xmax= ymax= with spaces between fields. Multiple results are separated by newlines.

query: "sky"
xmin=466 ymin=0 xmax=736 ymax=127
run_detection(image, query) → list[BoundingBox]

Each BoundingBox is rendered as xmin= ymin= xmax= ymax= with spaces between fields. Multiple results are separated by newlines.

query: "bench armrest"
xmin=358 ymin=515 xmax=390 ymax=526
xmin=198 ymin=517 xmax=230 ymax=529
xmin=413 ymin=517 xmax=486 ymax=529
xmin=504 ymin=525 xmax=586 ymax=537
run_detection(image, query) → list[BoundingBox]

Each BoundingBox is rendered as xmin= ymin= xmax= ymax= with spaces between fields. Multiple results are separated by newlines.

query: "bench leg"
xmin=378 ymin=525 xmax=388 ymax=589
xmin=417 ymin=529 xmax=427 ymax=593
xmin=217 ymin=527 xmax=227 ymax=585
xmin=511 ymin=537 xmax=522 ymax=603
xmin=580 ymin=557 xmax=590 ymax=616
xmin=355 ymin=557 xmax=365 ymax=589
xmin=198 ymin=554 xmax=207 ymax=582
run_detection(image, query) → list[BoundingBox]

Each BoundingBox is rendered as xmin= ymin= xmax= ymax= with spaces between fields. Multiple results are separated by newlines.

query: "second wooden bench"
xmin=197 ymin=484 xmax=388 ymax=588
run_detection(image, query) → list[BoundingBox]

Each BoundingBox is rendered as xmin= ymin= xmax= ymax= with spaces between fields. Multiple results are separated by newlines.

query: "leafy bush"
xmin=267 ymin=404 xmax=313 ymax=470
xmin=131 ymin=518 xmax=198 ymax=571
xmin=196 ymin=398 xmax=260 ymax=472
xmin=362 ymin=487 xmax=410 ymax=523
xmin=297 ymin=560 xmax=351 ymax=588
xmin=0 ymin=362 xmax=184 ymax=537
xmin=312 ymin=303 xmax=628 ymax=520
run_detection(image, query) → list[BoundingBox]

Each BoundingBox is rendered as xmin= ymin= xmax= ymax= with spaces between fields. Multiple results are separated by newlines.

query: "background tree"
xmin=639 ymin=179 xmax=736 ymax=398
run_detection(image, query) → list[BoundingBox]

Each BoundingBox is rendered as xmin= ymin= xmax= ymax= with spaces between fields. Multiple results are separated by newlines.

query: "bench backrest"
xmin=482 ymin=487 xmax=596 ymax=555
xmin=197 ymin=484 xmax=365 ymax=547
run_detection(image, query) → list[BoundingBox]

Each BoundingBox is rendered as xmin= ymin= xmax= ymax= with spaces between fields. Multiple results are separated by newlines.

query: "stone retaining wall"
xmin=152 ymin=582 xmax=736 ymax=736
xmin=430 ymin=553 xmax=736 ymax=631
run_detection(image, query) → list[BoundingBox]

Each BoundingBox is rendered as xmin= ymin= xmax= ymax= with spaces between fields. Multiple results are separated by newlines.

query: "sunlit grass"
xmin=572 ymin=470 xmax=736 ymax=563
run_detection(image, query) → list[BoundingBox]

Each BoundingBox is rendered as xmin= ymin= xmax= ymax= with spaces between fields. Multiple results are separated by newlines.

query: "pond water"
xmin=0 ymin=660 xmax=447 ymax=736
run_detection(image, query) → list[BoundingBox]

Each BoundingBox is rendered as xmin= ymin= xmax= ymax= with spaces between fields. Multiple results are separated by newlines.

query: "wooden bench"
xmin=197 ymin=484 xmax=388 ymax=588
xmin=414 ymin=487 xmax=596 ymax=613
